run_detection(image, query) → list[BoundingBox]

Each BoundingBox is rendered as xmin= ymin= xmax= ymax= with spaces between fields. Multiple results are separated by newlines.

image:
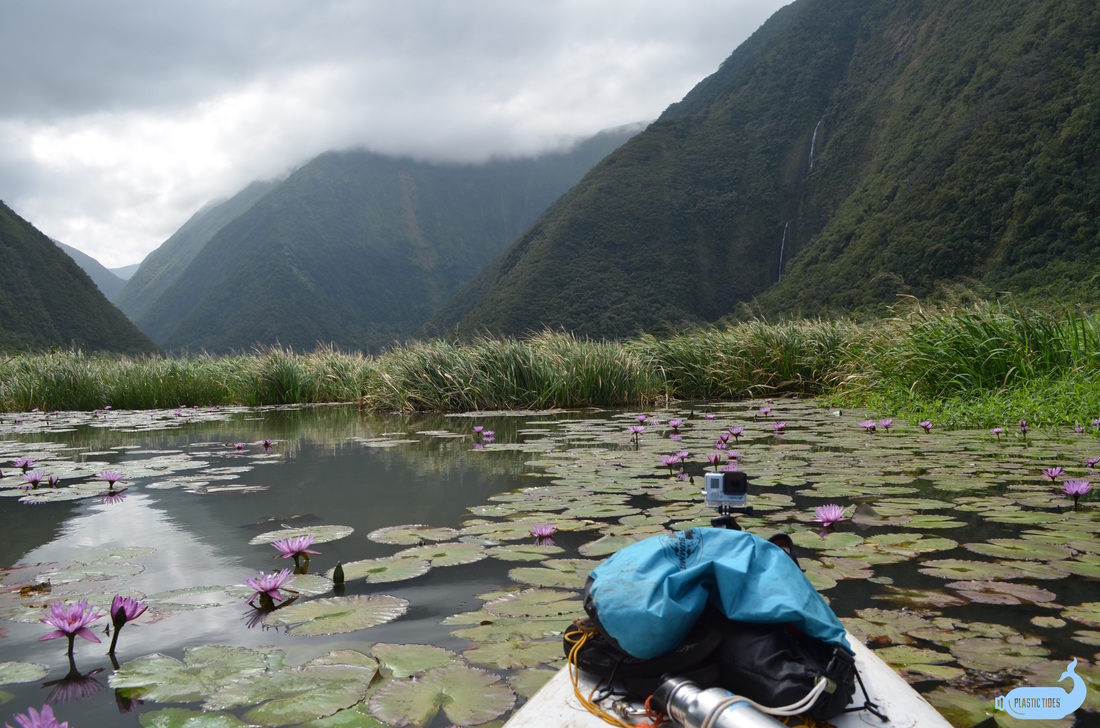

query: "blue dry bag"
xmin=584 ymin=528 xmax=851 ymax=660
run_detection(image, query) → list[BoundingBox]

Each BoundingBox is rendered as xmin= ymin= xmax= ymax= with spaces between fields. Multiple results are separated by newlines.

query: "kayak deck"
xmin=505 ymin=632 xmax=951 ymax=728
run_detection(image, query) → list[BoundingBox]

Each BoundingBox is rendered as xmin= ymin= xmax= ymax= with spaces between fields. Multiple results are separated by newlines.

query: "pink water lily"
xmin=530 ymin=523 xmax=557 ymax=539
xmin=98 ymin=471 xmax=126 ymax=489
xmin=39 ymin=600 xmax=104 ymax=653
xmin=879 ymin=418 xmax=892 ymax=431
xmin=773 ymin=421 xmax=787 ymax=434
xmin=728 ymin=426 xmax=743 ymax=441
xmin=812 ymin=504 xmax=848 ymax=528
xmin=5 ymin=704 xmax=67 ymax=728
xmin=245 ymin=569 xmax=297 ymax=607
xmin=919 ymin=420 xmax=933 ymax=433
xmin=13 ymin=457 xmax=35 ymax=473
xmin=859 ymin=419 xmax=876 ymax=432
xmin=1063 ymin=480 xmax=1091 ymax=509
xmin=992 ymin=427 xmax=1004 ymax=438
xmin=272 ymin=535 xmax=321 ymax=564
xmin=21 ymin=471 xmax=44 ymax=490
xmin=261 ymin=438 xmax=274 ymax=451
xmin=708 ymin=452 xmax=723 ymax=470
xmin=668 ymin=419 xmax=683 ymax=431
xmin=1042 ymin=466 xmax=1064 ymax=482
xmin=759 ymin=407 xmax=771 ymax=417
xmin=108 ymin=595 xmax=148 ymax=654
xmin=662 ymin=455 xmax=680 ymax=475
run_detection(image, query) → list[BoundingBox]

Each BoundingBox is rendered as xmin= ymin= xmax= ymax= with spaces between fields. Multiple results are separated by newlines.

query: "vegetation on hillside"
xmin=435 ymin=0 xmax=1100 ymax=339
xmin=4 ymin=303 xmax=1098 ymax=431
xmin=0 ymin=201 xmax=158 ymax=356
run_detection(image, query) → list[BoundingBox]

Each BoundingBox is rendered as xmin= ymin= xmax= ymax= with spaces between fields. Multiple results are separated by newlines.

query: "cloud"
xmin=0 ymin=0 xmax=788 ymax=267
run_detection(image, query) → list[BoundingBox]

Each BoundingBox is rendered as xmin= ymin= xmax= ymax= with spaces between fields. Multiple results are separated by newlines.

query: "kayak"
xmin=505 ymin=631 xmax=952 ymax=728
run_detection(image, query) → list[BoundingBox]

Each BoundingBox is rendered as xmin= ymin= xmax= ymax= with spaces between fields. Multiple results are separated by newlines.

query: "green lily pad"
xmin=449 ymin=616 xmax=570 ymax=643
xmin=369 ymin=666 xmax=515 ymax=726
xmin=871 ymin=587 xmax=967 ymax=609
xmin=509 ymin=668 xmax=558 ymax=699
xmin=110 ymin=645 xmax=284 ymax=703
xmin=843 ymin=609 xmax=933 ymax=646
xmin=463 ymin=640 xmax=564 ymax=669
xmin=483 ymin=589 xmax=583 ymax=619
xmin=140 ymin=708 xmax=256 ymax=727
xmin=249 ymin=525 xmax=354 ymax=546
xmin=486 ymin=543 xmax=565 ymax=561
xmin=963 ymin=539 xmax=1074 ymax=561
xmin=945 ymin=580 xmax=1057 ymax=605
xmin=296 ymin=703 xmax=386 ymax=728
xmin=367 ymin=524 xmax=460 ymax=545
xmin=239 ymin=666 xmax=374 ymax=726
xmin=577 ymin=534 xmax=641 ymax=557
xmin=0 ymin=661 xmax=48 ymax=685
xmin=394 ymin=542 xmax=486 ymax=567
xmin=371 ymin=644 xmax=461 ymax=678
xmin=948 ymin=637 xmax=1049 ymax=672
xmin=1062 ymin=602 xmax=1100 ymax=627
xmin=508 ymin=560 xmax=598 ymax=590
xmin=264 ymin=595 xmax=409 ymax=635
xmin=873 ymin=645 xmax=964 ymax=682
xmin=918 ymin=559 xmax=1024 ymax=580
xmin=789 ymin=530 xmax=864 ymax=551
xmin=333 ymin=557 xmax=431 ymax=584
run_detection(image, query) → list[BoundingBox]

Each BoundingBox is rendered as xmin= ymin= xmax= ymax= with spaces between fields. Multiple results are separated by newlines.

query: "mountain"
xmin=134 ymin=126 xmax=639 ymax=353
xmin=0 ymin=201 xmax=158 ymax=354
xmin=116 ymin=180 xmax=277 ymax=323
xmin=110 ymin=264 xmax=140 ymax=280
xmin=54 ymin=240 xmax=127 ymax=302
xmin=431 ymin=0 xmax=1100 ymax=339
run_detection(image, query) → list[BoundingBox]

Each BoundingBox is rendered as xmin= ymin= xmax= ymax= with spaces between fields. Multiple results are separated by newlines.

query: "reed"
xmin=2 ymin=303 xmax=1097 ymax=427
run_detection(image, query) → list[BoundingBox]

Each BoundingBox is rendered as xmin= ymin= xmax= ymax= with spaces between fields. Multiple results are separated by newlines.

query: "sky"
xmin=1 ymin=1 xmax=790 ymax=269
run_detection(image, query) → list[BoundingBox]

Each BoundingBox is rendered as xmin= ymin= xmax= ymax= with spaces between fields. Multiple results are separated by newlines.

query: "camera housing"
xmin=704 ymin=471 xmax=748 ymax=509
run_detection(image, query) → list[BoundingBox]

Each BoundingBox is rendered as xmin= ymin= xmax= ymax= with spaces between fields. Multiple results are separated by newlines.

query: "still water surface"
xmin=1 ymin=402 xmax=1097 ymax=726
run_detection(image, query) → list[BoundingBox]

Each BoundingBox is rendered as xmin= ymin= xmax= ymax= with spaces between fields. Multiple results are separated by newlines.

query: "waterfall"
xmin=778 ymin=221 xmax=789 ymax=282
xmin=808 ymin=120 xmax=821 ymax=170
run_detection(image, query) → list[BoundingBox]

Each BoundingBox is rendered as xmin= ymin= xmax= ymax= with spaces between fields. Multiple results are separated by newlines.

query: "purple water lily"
xmin=13 ymin=457 xmax=35 ymax=473
xmin=1063 ymin=480 xmax=1091 ymax=509
xmin=879 ymin=418 xmax=892 ymax=431
xmin=727 ymin=451 xmax=742 ymax=461
xmin=5 ymin=704 xmax=68 ymax=728
xmin=1086 ymin=457 xmax=1100 ymax=469
xmin=705 ymin=413 xmax=716 ymax=420
xmin=728 ymin=426 xmax=743 ymax=442
xmin=992 ymin=427 xmax=1004 ymax=438
xmin=21 ymin=471 xmax=44 ymax=490
xmin=708 ymin=452 xmax=723 ymax=471
xmin=676 ymin=450 xmax=690 ymax=463
xmin=859 ymin=419 xmax=876 ymax=432
xmin=812 ymin=504 xmax=848 ymax=529
xmin=636 ymin=414 xmax=648 ymax=424
xmin=39 ymin=600 xmax=104 ymax=654
xmin=261 ymin=438 xmax=274 ymax=451
xmin=272 ymin=535 xmax=321 ymax=569
xmin=759 ymin=407 xmax=771 ymax=417
xmin=774 ymin=421 xmax=787 ymax=434
xmin=108 ymin=595 xmax=148 ymax=654
xmin=233 ymin=442 xmax=246 ymax=452
xmin=473 ymin=425 xmax=484 ymax=436
xmin=47 ymin=474 xmax=60 ymax=488
xmin=1042 ymin=466 xmax=1064 ymax=482
xmin=482 ymin=430 xmax=495 ymax=443
xmin=662 ymin=455 xmax=680 ymax=475
xmin=530 ymin=523 xmax=557 ymax=539
xmin=1019 ymin=419 xmax=1028 ymax=435
xmin=919 ymin=420 xmax=933 ymax=433
xmin=100 ymin=489 xmax=127 ymax=505
xmin=668 ymin=419 xmax=683 ymax=431
xmin=98 ymin=471 xmax=125 ymax=489
xmin=245 ymin=569 xmax=297 ymax=608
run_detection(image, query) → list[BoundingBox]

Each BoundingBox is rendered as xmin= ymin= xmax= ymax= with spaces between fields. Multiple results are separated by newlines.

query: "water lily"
xmin=662 ymin=455 xmax=680 ymax=475
xmin=482 ymin=430 xmax=495 ymax=443
xmin=879 ymin=418 xmax=892 ymax=431
xmin=992 ymin=426 xmax=1004 ymax=438
xmin=668 ymin=418 xmax=683 ymax=431
xmin=714 ymin=440 xmax=727 ymax=450
xmin=759 ymin=407 xmax=771 ymax=417
xmin=636 ymin=414 xmax=648 ymax=424
xmin=727 ymin=451 xmax=742 ymax=461
xmin=728 ymin=426 xmax=743 ymax=442
xmin=708 ymin=452 xmax=722 ymax=471
xmin=21 ymin=471 xmax=44 ymax=490
xmin=1019 ymin=419 xmax=1028 ymax=435
xmin=108 ymin=595 xmax=148 ymax=654
xmin=13 ymin=457 xmax=35 ymax=473
xmin=5 ymin=704 xmax=68 ymax=728
xmin=100 ymin=489 xmax=127 ymax=505
xmin=774 ymin=421 xmax=787 ymax=434
xmin=705 ymin=413 xmax=716 ymax=420
xmin=1063 ymin=480 xmax=1091 ymax=509
xmin=272 ymin=535 xmax=321 ymax=569
xmin=529 ymin=523 xmax=557 ymax=539
xmin=233 ymin=442 xmax=246 ymax=452
xmin=47 ymin=474 xmax=60 ymax=488
xmin=919 ymin=420 xmax=934 ymax=433
xmin=1042 ymin=466 xmax=1064 ymax=482
xmin=245 ymin=568 xmax=297 ymax=608
xmin=859 ymin=419 xmax=876 ymax=432
xmin=1087 ymin=457 xmax=1100 ymax=469
xmin=98 ymin=471 xmax=125 ymax=489
xmin=676 ymin=450 xmax=691 ymax=463
xmin=39 ymin=600 xmax=104 ymax=654
xmin=261 ymin=438 xmax=274 ymax=451
xmin=473 ymin=425 xmax=484 ymax=436
xmin=812 ymin=504 xmax=848 ymax=528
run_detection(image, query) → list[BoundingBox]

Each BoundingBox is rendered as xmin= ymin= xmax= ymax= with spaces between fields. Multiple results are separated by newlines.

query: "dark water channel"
xmin=0 ymin=402 xmax=1097 ymax=727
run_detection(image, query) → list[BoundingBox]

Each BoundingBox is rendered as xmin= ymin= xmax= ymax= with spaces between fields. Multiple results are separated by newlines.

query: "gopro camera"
xmin=704 ymin=471 xmax=748 ymax=509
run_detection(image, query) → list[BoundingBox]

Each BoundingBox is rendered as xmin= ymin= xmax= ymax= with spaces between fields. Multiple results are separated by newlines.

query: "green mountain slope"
xmin=0 ymin=202 xmax=158 ymax=354
xmin=435 ymin=0 xmax=1100 ymax=339
xmin=138 ymin=127 xmax=637 ymax=353
xmin=55 ymin=240 xmax=127 ymax=302
xmin=116 ymin=180 xmax=276 ymax=322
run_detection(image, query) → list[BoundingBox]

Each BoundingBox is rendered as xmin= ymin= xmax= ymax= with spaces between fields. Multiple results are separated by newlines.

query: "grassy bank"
xmin=2 ymin=304 xmax=1098 ymax=428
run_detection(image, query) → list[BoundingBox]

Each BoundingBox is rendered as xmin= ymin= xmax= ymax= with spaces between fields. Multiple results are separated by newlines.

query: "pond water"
xmin=0 ymin=401 xmax=1097 ymax=727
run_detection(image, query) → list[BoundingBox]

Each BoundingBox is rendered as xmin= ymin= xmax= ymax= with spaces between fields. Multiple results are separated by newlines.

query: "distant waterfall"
xmin=778 ymin=221 xmax=789 ymax=282
xmin=808 ymin=120 xmax=822 ymax=170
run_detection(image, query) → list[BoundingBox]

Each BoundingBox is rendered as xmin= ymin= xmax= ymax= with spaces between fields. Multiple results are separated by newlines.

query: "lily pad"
xmin=140 ymin=708 xmax=256 ymax=727
xmin=962 ymin=539 xmax=1073 ymax=561
xmin=0 ymin=661 xmax=48 ymax=685
xmin=509 ymin=668 xmax=558 ymax=699
xmin=918 ymin=559 xmax=1024 ymax=580
xmin=224 ymin=665 xmax=375 ymax=726
xmin=371 ymin=644 xmax=461 ymax=678
xmin=483 ymin=589 xmax=583 ymax=619
xmin=873 ymin=645 xmax=964 ymax=682
xmin=110 ymin=645 xmax=284 ymax=703
xmin=368 ymin=666 xmax=515 ymax=726
xmin=367 ymin=524 xmax=460 ymax=545
xmin=1062 ymin=602 xmax=1100 ymax=627
xmin=463 ymin=639 xmax=564 ymax=669
xmin=394 ymin=542 xmax=486 ymax=567
xmin=948 ymin=637 xmax=1049 ymax=672
xmin=264 ymin=595 xmax=410 ymax=635
xmin=486 ymin=543 xmax=565 ymax=562
xmin=577 ymin=534 xmax=642 ymax=557
xmin=333 ymin=557 xmax=431 ymax=584
xmin=249 ymin=525 xmax=354 ymax=546
xmin=945 ymin=580 xmax=1058 ymax=605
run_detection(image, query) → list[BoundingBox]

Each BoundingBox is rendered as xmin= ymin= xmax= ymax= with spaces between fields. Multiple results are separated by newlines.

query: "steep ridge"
xmin=433 ymin=0 xmax=1100 ymax=339
xmin=137 ymin=127 xmax=636 ymax=353
xmin=0 ymin=201 xmax=158 ymax=354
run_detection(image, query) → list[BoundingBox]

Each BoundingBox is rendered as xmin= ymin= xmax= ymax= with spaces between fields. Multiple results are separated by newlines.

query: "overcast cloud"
xmin=1 ymin=1 xmax=789 ymax=268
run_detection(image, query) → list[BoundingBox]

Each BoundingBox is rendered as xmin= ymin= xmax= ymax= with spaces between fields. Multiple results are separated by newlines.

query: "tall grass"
xmin=3 ymin=303 xmax=1098 ymax=427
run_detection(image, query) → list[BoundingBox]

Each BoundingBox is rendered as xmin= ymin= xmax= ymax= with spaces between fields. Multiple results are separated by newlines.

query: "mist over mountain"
xmin=430 ymin=0 xmax=1100 ymax=340
xmin=132 ymin=126 xmax=639 ymax=353
xmin=0 ymin=201 xmax=158 ymax=354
